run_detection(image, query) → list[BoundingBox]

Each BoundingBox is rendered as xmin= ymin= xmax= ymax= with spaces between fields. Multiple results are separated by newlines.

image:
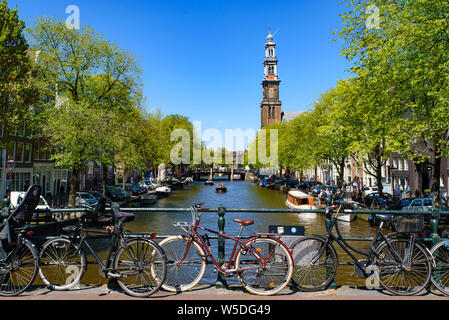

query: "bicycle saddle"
xmin=233 ymin=219 xmax=254 ymax=226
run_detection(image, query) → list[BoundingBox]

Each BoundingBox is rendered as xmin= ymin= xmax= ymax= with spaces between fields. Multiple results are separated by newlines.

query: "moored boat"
xmin=139 ymin=194 xmax=157 ymax=205
xmin=286 ymin=190 xmax=317 ymax=210
xmin=205 ymin=180 xmax=214 ymax=186
xmin=332 ymin=200 xmax=360 ymax=222
xmin=155 ymin=186 xmax=171 ymax=196
xmin=216 ymin=184 xmax=227 ymax=192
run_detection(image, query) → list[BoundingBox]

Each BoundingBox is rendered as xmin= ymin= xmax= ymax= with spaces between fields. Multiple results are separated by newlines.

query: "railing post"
xmin=325 ymin=197 xmax=337 ymax=290
xmin=216 ymin=205 xmax=228 ymax=289
xmin=111 ymin=203 xmax=120 ymax=225
xmin=431 ymin=207 xmax=441 ymax=246
xmin=431 ymin=207 xmax=442 ymax=289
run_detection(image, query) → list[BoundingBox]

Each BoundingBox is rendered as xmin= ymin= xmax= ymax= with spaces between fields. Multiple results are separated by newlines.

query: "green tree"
xmin=29 ymin=17 xmax=142 ymax=204
xmin=0 ymin=0 xmax=38 ymax=130
xmin=339 ymin=0 xmax=449 ymax=205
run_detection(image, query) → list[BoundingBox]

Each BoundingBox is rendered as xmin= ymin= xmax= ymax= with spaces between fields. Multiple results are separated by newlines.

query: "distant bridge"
xmin=187 ymin=168 xmax=248 ymax=181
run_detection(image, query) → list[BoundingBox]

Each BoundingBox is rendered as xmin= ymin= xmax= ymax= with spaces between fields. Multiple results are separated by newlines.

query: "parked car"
xmin=402 ymin=198 xmax=433 ymax=212
xmin=312 ymin=185 xmax=337 ymax=197
xmin=88 ymin=191 xmax=112 ymax=207
xmin=299 ymin=181 xmax=315 ymax=190
xmin=125 ymin=183 xmax=145 ymax=196
xmin=9 ymin=191 xmax=51 ymax=213
xmin=387 ymin=198 xmax=415 ymax=211
xmin=105 ymin=186 xmax=129 ymax=202
xmin=75 ymin=192 xmax=98 ymax=208
xmin=284 ymin=179 xmax=300 ymax=188
xmin=363 ymin=186 xmax=379 ymax=196
xmin=139 ymin=180 xmax=155 ymax=190
xmin=364 ymin=192 xmax=393 ymax=207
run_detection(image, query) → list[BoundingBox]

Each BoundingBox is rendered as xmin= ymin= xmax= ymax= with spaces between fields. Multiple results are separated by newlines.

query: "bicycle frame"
xmin=176 ymin=207 xmax=281 ymax=274
xmin=320 ymin=210 xmax=414 ymax=277
xmin=61 ymin=226 xmax=124 ymax=274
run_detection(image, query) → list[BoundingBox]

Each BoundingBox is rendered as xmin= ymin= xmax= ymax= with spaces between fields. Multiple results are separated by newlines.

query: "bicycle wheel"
xmin=290 ymin=235 xmax=338 ymax=291
xmin=430 ymin=240 xmax=449 ymax=296
xmin=38 ymin=237 xmax=86 ymax=290
xmin=373 ymin=238 xmax=431 ymax=296
xmin=159 ymin=235 xmax=207 ymax=292
xmin=114 ymin=238 xmax=167 ymax=297
xmin=235 ymin=237 xmax=293 ymax=296
xmin=0 ymin=240 xmax=39 ymax=296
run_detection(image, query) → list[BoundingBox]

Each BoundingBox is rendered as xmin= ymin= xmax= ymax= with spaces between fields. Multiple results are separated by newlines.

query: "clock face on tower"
xmin=269 ymin=88 xmax=274 ymax=98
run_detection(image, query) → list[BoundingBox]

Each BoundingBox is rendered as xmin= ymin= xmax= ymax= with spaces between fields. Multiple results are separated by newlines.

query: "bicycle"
xmin=159 ymin=202 xmax=294 ymax=296
xmin=429 ymin=238 xmax=449 ymax=296
xmin=0 ymin=185 xmax=42 ymax=296
xmin=38 ymin=198 xmax=167 ymax=297
xmin=290 ymin=201 xmax=433 ymax=295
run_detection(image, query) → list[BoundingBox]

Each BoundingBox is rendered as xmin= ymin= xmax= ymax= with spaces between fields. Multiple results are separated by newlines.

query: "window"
xmin=15 ymin=142 xmax=24 ymax=163
xmin=39 ymin=143 xmax=46 ymax=161
xmin=8 ymin=173 xmax=31 ymax=192
xmin=34 ymin=142 xmax=40 ymax=160
xmin=24 ymin=144 xmax=31 ymax=163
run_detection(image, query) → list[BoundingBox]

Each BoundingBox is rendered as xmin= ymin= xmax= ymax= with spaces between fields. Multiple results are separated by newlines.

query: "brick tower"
xmin=261 ymin=29 xmax=282 ymax=128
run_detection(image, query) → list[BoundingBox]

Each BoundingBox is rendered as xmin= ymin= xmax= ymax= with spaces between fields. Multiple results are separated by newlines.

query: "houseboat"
xmin=286 ymin=191 xmax=317 ymax=211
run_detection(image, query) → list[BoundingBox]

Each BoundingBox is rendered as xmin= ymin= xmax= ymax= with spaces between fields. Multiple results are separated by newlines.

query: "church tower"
xmin=260 ymin=29 xmax=282 ymax=128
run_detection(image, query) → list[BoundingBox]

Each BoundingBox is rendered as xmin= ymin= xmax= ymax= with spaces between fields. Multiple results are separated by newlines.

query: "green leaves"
xmin=0 ymin=0 xmax=38 ymax=129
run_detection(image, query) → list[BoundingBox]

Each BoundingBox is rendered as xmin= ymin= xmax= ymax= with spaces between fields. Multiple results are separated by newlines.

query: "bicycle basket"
xmin=392 ymin=214 xmax=424 ymax=233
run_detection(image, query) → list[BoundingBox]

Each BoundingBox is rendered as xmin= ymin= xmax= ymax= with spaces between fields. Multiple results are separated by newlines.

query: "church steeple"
xmin=264 ymin=29 xmax=279 ymax=81
xmin=261 ymin=28 xmax=282 ymax=128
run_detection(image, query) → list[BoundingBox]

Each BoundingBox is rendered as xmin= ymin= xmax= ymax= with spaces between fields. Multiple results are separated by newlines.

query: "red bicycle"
xmin=159 ymin=202 xmax=293 ymax=296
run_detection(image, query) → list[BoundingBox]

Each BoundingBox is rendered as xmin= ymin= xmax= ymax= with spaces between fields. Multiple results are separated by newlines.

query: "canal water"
xmin=127 ymin=180 xmax=379 ymax=288
xmin=39 ymin=180 xmax=380 ymax=288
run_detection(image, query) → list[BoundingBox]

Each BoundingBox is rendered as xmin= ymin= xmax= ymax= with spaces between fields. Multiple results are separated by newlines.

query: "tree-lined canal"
xmin=130 ymin=180 xmax=379 ymax=288
xmin=51 ymin=180 xmax=380 ymax=288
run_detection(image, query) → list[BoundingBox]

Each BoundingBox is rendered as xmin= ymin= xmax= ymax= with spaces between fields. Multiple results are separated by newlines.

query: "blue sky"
xmin=10 ymin=0 xmax=351 ymax=149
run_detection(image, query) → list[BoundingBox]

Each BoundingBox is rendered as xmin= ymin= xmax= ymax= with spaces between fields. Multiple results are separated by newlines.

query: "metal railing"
xmin=3 ymin=202 xmax=449 ymax=288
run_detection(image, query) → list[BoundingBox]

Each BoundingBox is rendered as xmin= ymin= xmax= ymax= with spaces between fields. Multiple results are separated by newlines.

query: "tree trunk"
xmin=68 ymin=168 xmax=79 ymax=206
xmin=337 ymin=158 xmax=345 ymax=188
xmin=376 ymin=163 xmax=384 ymax=198
xmin=432 ymin=155 xmax=441 ymax=209
xmin=102 ymin=163 xmax=108 ymax=195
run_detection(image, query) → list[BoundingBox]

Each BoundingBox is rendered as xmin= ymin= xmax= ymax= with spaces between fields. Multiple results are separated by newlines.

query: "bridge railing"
xmin=4 ymin=203 xmax=449 ymax=288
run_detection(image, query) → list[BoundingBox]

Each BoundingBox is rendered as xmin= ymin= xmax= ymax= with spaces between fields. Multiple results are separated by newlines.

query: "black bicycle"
xmin=0 ymin=185 xmax=42 ymax=296
xmin=290 ymin=201 xmax=433 ymax=295
xmin=38 ymin=199 xmax=167 ymax=297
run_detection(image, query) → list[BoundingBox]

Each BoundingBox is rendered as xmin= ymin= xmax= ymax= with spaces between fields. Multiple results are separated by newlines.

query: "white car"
xmin=363 ymin=186 xmax=379 ymax=195
xmin=9 ymin=191 xmax=51 ymax=212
